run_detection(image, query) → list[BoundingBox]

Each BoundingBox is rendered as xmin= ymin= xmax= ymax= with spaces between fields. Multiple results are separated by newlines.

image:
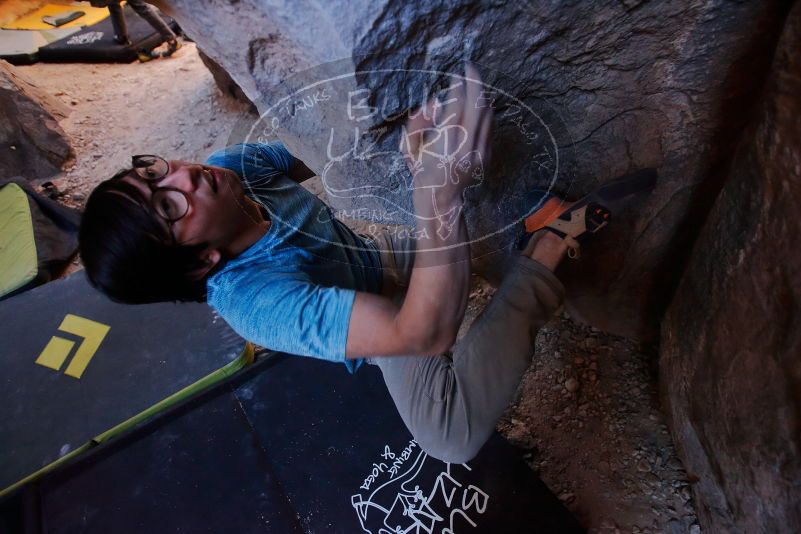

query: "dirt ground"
xmin=15 ymin=39 xmax=701 ymax=533
xmin=17 ymin=44 xmax=254 ymax=200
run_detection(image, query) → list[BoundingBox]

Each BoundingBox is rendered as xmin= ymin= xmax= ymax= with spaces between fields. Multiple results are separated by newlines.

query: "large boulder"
xmin=0 ymin=60 xmax=73 ymax=181
xmin=196 ymin=48 xmax=256 ymax=111
xmin=660 ymin=3 xmax=801 ymax=532
xmin=153 ymin=0 xmax=790 ymax=339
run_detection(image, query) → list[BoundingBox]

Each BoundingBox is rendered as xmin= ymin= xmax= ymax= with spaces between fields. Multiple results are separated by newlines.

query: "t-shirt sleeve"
xmin=208 ymin=269 xmax=356 ymax=363
xmin=254 ymin=141 xmax=294 ymax=173
xmin=205 ymin=141 xmax=296 ymax=189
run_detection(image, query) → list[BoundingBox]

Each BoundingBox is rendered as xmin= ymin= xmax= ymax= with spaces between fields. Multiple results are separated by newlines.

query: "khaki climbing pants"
xmin=364 ymin=226 xmax=564 ymax=464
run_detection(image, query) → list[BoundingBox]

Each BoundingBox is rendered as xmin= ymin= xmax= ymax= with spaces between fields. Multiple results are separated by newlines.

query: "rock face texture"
xmin=660 ymin=4 xmax=801 ymax=532
xmin=196 ymin=48 xmax=256 ymax=111
xmin=0 ymin=60 xmax=73 ymax=181
xmin=154 ymin=0 xmax=791 ymax=340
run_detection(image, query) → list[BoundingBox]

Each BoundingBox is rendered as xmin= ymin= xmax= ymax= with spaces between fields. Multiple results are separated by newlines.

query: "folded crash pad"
xmin=38 ymin=4 xmax=174 ymax=63
xmin=0 ymin=184 xmax=36 ymax=296
xmin=0 ymin=355 xmax=584 ymax=533
xmin=0 ymin=27 xmax=80 ymax=64
xmin=0 ymin=272 xmax=251 ymax=497
xmin=2 ymin=4 xmax=110 ymax=31
xmin=0 ymin=178 xmax=81 ymax=300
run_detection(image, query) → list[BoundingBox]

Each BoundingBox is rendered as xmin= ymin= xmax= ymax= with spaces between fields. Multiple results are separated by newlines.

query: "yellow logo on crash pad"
xmin=35 ymin=314 xmax=110 ymax=379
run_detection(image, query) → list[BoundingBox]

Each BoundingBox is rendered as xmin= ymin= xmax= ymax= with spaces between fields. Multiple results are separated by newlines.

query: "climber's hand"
xmin=401 ymin=63 xmax=493 ymax=207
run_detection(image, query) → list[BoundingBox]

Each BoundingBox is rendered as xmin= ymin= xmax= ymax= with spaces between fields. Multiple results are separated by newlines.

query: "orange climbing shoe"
xmin=521 ymin=168 xmax=657 ymax=258
xmin=521 ymin=198 xmax=610 ymax=259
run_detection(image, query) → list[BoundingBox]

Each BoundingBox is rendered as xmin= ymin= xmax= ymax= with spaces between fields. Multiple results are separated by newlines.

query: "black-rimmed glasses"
xmin=131 ymin=154 xmax=190 ymax=224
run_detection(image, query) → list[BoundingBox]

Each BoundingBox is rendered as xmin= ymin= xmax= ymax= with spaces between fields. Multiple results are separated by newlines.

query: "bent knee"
xmin=402 ymin=405 xmax=494 ymax=465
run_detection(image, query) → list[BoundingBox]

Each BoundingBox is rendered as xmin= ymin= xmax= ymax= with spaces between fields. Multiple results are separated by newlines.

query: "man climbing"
xmin=79 ymin=66 xmax=641 ymax=463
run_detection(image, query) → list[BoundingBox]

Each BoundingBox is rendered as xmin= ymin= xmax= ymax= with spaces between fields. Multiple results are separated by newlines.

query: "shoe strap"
xmin=547 ymin=205 xmax=588 ymax=236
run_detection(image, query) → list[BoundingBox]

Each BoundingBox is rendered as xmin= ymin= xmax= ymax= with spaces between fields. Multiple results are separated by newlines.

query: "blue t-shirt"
xmin=204 ymin=142 xmax=382 ymax=372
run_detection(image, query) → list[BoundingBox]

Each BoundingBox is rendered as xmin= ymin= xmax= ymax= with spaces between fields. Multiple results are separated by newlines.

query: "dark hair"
xmin=79 ymin=170 xmax=210 ymax=303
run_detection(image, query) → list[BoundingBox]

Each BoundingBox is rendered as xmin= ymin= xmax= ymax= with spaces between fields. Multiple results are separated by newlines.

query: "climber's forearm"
xmin=394 ymin=189 xmax=471 ymax=354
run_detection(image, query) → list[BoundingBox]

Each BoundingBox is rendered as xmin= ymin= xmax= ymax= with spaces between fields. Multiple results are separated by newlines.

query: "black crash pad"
xmin=37 ymin=5 xmax=175 ymax=63
xmin=1 ymin=354 xmax=584 ymax=533
xmin=0 ymin=272 xmax=248 ymax=496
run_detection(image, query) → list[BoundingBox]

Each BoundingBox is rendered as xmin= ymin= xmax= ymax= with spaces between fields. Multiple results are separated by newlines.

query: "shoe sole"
xmin=524 ymin=168 xmax=657 ymax=233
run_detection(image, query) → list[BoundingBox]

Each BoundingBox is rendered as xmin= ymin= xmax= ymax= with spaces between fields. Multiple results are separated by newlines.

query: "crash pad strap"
xmin=0 ymin=183 xmax=37 ymax=298
xmin=0 ymin=342 xmax=256 ymax=499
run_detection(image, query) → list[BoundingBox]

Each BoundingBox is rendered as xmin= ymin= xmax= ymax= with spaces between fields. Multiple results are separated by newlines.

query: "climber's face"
xmin=118 ymin=157 xmax=250 ymax=249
